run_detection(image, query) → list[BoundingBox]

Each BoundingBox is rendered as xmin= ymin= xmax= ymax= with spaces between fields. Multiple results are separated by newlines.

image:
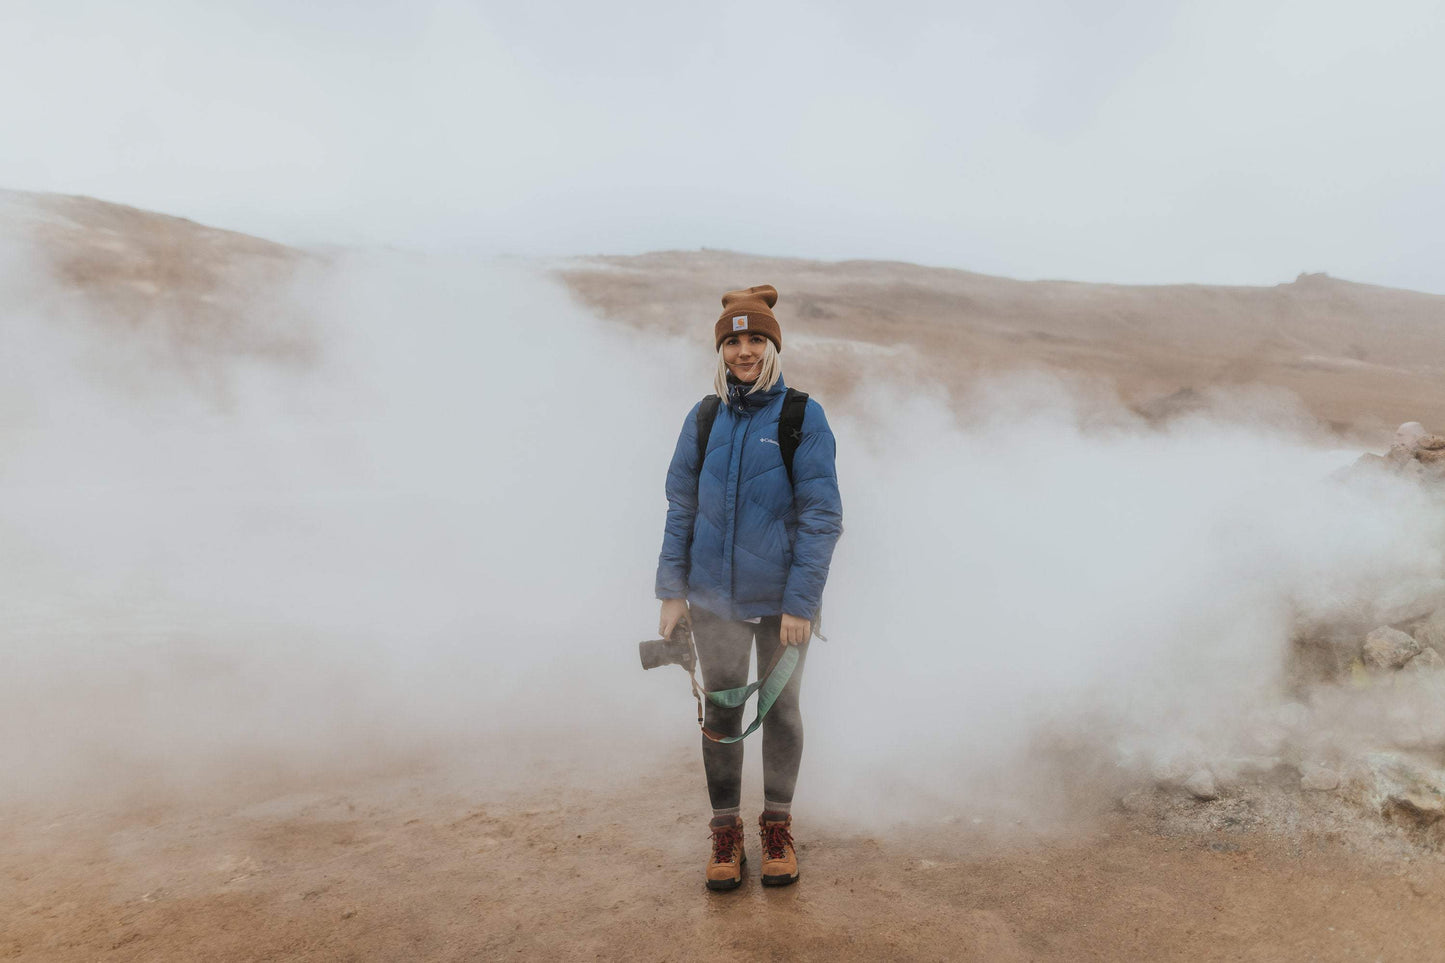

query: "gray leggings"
xmin=691 ymin=605 xmax=808 ymax=814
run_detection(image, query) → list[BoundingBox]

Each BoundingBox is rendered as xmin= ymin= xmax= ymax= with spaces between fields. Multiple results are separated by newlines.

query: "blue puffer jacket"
xmin=656 ymin=376 xmax=843 ymax=622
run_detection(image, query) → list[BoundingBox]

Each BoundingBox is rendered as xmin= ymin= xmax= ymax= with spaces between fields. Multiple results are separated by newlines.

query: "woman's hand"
xmin=659 ymin=598 xmax=689 ymax=637
xmin=780 ymin=613 xmax=811 ymax=646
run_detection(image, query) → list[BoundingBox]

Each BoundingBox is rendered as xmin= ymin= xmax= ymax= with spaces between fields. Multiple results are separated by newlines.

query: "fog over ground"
xmin=3 ymin=249 xmax=1440 ymax=825
xmin=2 ymin=1 xmax=1444 ymax=291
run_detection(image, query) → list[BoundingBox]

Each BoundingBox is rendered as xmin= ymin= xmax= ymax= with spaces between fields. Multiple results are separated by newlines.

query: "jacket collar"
xmin=726 ymin=374 xmax=787 ymax=412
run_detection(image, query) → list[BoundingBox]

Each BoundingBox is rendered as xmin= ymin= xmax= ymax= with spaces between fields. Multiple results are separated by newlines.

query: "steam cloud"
xmin=1 ymin=247 xmax=1438 ymax=825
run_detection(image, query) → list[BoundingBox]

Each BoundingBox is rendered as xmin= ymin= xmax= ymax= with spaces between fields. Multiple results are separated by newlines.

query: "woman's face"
xmin=722 ymin=333 xmax=770 ymax=383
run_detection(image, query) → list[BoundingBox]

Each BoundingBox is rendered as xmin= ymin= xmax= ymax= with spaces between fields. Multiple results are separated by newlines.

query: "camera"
xmin=639 ymin=618 xmax=695 ymax=672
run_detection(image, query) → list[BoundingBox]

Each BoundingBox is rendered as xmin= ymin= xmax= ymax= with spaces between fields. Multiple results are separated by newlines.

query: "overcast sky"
xmin=3 ymin=0 xmax=1443 ymax=291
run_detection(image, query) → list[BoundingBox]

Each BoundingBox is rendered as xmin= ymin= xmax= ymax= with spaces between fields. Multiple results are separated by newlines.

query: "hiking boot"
xmin=706 ymin=816 xmax=746 ymax=891
xmin=758 ymin=812 xmax=799 ymax=886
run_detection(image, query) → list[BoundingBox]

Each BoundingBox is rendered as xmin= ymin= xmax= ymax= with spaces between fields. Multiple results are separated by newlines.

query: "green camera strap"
xmin=688 ymin=642 xmax=801 ymax=745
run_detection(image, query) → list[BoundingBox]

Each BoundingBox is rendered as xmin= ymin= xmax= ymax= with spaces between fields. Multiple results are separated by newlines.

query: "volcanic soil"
xmin=6 ymin=749 xmax=1445 ymax=963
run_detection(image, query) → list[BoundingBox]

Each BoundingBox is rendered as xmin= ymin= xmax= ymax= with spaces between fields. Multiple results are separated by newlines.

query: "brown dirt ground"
xmin=5 ymin=749 xmax=1445 ymax=963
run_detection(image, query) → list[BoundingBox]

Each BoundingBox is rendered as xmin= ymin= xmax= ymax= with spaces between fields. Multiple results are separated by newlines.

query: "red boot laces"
xmin=710 ymin=823 xmax=743 ymax=864
xmin=760 ymin=820 xmax=793 ymax=861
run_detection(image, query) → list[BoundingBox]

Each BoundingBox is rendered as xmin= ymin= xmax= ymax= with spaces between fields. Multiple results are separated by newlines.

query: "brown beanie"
xmin=714 ymin=284 xmax=783 ymax=351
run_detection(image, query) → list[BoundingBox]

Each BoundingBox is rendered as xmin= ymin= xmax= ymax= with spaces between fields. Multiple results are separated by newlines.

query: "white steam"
xmin=810 ymin=385 xmax=1443 ymax=821
xmin=1 ymin=248 xmax=1438 ymax=826
xmin=0 ymin=251 xmax=695 ymax=800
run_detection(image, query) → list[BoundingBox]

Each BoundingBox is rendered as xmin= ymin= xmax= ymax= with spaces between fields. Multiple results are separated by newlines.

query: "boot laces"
xmin=760 ymin=820 xmax=793 ymax=861
xmin=710 ymin=823 xmax=742 ymax=864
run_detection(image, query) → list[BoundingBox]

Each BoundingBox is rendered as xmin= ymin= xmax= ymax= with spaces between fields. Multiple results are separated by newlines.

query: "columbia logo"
xmin=760 ymin=437 xmax=779 ymax=446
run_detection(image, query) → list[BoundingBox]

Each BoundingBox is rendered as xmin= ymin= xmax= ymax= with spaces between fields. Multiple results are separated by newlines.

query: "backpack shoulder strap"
xmin=778 ymin=389 xmax=809 ymax=487
xmin=695 ymin=395 xmax=721 ymax=468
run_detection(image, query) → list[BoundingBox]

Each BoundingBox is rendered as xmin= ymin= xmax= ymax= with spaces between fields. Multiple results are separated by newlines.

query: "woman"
xmin=655 ymin=283 xmax=843 ymax=891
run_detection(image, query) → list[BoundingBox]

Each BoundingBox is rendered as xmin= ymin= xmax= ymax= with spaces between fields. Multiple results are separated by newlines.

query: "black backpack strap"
xmin=695 ymin=395 xmax=721 ymax=469
xmin=778 ymin=389 xmax=809 ymax=487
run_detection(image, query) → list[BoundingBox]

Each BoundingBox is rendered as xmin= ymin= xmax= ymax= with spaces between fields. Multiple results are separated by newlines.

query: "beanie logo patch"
xmin=732 ymin=315 xmax=748 ymax=331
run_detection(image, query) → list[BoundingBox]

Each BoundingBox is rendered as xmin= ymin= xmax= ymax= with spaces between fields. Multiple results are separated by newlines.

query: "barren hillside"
xmin=8 ymin=189 xmax=1444 ymax=439
xmin=559 ymin=250 xmax=1445 ymax=437
xmin=0 ymin=189 xmax=316 ymax=369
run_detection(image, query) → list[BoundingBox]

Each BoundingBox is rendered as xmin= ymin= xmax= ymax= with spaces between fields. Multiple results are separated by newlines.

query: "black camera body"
xmin=639 ymin=619 xmax=695 ymax=673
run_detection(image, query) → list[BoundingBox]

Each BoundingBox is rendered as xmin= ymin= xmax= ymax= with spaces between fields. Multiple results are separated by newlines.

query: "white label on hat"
xmin=732 ymin=315 xmax=748 ymax=331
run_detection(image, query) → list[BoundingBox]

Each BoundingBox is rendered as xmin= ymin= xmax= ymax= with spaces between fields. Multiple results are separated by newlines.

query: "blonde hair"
xmin=715 ymin=338 xmax=782 ymax=400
